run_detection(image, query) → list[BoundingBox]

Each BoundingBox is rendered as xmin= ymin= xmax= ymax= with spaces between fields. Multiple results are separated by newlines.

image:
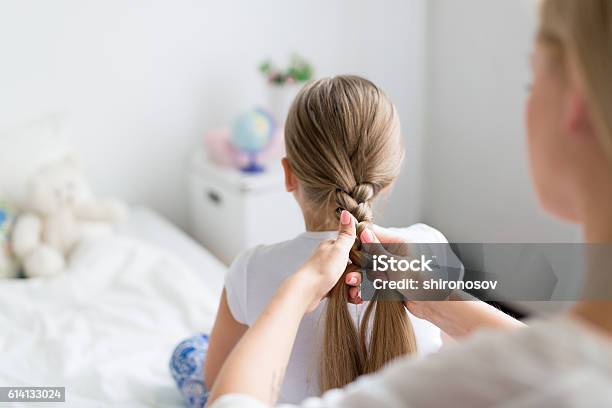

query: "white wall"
xmin=340 ymin=0 xmax=428 ymax=226
xmin=423 ymin=0 xmax=579 ymax=242
xmin=0 ymin=0 xmax=426 ymax=230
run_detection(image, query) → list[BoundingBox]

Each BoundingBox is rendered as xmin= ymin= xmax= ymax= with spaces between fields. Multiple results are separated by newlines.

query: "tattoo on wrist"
xmin=269 ymin=368 xmax=285 ymax=402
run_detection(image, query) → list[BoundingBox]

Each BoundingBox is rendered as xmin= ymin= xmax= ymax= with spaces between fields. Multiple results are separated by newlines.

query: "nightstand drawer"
xmin=188 ymin=172 xmax=243 ymax=264
xmin=187 ymin=152 xmax=303 ymax=264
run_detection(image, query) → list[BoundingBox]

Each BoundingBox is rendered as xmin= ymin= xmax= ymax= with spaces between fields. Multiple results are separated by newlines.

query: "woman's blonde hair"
xmin=284 ymin=75 xmax=417 ymax=392
xmin=538 ymin=0 xmax=612 ymax=165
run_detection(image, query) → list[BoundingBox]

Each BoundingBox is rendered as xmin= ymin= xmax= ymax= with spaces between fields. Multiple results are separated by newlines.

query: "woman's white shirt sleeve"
xmin=208 ymin=318 xmax=612 ymax=408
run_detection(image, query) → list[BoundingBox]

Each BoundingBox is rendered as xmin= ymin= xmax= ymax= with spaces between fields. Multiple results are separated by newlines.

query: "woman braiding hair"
xmin=207 ymin=0 xmax=612 ymax=407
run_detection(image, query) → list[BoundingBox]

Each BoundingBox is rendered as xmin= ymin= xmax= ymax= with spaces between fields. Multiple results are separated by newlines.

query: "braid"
xmin=335 ymin=184 xmax=375 ymax=222
xmin=336 ymin=181 xmax=417 ymax=377
xmin=283 ymin=75 xmax=413 ymax=393
xmin=335 ymin=183 xmax=376 ymax=265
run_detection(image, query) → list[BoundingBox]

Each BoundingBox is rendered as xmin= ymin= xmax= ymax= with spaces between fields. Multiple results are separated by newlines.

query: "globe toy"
xmin=231 ymin=108 xmax=276 ymax=173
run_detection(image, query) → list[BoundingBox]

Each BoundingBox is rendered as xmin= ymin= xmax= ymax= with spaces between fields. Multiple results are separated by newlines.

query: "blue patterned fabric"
xmin=170 ymin=334 xmax=209 ymax=408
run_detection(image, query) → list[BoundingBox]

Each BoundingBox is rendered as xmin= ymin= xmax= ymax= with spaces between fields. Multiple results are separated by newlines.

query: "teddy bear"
xmin=12 ymin=156 xmax=128 ymax=278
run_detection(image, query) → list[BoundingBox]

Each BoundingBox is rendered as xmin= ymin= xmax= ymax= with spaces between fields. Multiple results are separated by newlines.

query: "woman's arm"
xmin=405 ymin=291 xmax=525 ymax=338
xmin=208 ymin=272 xmax=315 ymax=405
xmin=204 ymin=289 xmax=248 ymax=389
xmin=207 ymin=211 xmax=357 ymax=406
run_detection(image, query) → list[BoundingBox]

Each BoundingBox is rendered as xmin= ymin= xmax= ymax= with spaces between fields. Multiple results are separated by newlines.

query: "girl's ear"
xmin=281 ymin=158 xmax=298 ymax=192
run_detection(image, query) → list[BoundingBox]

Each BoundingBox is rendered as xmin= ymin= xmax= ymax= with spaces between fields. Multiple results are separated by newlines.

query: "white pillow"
xmin=0 ymin=114 xmax=73 ymax=206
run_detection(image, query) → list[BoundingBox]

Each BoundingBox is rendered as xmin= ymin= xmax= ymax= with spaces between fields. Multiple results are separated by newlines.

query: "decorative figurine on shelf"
xmin=259 ymin=54 xmax=314 ymax=123
xmin=230 ymin=108 xmax=276 ymax=173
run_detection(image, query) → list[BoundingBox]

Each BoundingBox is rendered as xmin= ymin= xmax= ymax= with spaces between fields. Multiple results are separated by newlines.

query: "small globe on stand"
xmin=230 ymin=108 xmax=276 ymax=173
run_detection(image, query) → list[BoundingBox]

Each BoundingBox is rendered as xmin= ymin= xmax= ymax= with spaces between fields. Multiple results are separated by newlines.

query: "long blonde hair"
xmin=538 ymin=0 xmax=612 ymax=164
xmin=284 ymin=75 xmax=417 ymax=392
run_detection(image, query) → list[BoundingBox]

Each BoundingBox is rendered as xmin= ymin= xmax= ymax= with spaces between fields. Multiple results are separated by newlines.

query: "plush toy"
xmin=12 ymin=156 xmax=128 ymax=278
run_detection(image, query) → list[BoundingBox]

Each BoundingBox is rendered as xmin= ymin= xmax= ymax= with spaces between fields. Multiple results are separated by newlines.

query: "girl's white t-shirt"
xmin=224 ymin=224 xmax=461 ymax=404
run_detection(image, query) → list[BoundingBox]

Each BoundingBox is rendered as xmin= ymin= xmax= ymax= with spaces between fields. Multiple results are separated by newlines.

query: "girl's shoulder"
xmin=388 ymin=224 xmax=463 ymax=281
xmin=226 ymin=235 xmax=307 ymax=274
xmin=388 ymin=223 xmax=451 ymax=244
xmin=231 ymin=233 xmax=324 ymax=271
xmin=224 ymin=235 xmax=321 ymax=325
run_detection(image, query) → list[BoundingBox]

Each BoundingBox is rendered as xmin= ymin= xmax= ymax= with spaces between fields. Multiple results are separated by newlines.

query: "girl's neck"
xmin=304 ymin=216 xmax=337 ymax=232
xmin=301 ymin=205 xmax=338 ymax=232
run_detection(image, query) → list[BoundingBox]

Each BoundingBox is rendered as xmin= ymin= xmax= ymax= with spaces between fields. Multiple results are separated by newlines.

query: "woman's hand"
xmin=295 ymin=210 xmax=357 ymax=312
xmin=346 ymin=225 xmax=416 ymax=305
xmin=357 ymin=225 xmax=447 ymax=309
xmin=356 ymin=225 xmax=525 ymax=337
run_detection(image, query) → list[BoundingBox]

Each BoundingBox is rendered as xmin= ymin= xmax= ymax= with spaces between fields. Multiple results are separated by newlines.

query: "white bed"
xmin=0 ymin=207 xmax=226 ymax=407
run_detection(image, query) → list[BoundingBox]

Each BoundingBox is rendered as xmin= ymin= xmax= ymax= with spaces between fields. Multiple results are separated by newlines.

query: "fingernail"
xmin=348 ymin=277 xmax=357 ymax=285
xmin=340 ymin=210 xmax=351 ymax=225
xmin=360 ymin=229 xmax=373 ymax=243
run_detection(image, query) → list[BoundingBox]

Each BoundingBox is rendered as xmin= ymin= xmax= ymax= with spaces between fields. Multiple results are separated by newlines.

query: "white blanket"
xmin=0 ymin=236 xmax=223 ymax=407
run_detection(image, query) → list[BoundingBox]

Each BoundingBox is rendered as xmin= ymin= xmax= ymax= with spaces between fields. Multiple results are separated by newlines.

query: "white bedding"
xmin=0 ymin=208 xmax=226 ymax=407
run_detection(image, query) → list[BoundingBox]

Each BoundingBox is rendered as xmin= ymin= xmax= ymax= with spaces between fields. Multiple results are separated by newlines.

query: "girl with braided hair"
xmin=204 ymin=75 xmax=455 ymax=403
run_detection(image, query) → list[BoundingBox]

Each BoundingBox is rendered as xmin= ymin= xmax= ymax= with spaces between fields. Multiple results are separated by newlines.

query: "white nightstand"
xmin=188 ymin=149 xmax=304 ymax=265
